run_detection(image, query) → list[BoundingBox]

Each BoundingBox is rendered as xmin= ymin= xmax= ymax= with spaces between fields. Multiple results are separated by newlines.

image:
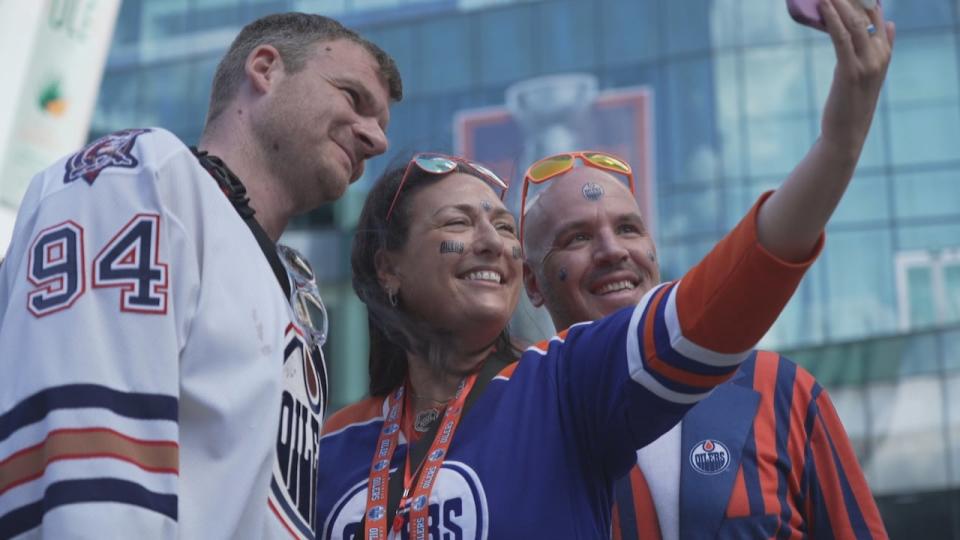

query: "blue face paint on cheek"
xmin=512 ymin=246 xmax=521 ymax=260
xmin=440 ymin=241 xmax=465 ymax=254
xmin=558 ymin=267 xmax=568 ymax=282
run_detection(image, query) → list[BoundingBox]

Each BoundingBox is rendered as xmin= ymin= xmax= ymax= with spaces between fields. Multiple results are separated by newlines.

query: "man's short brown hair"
xmin=206 ymin=12 xmax=402 ymax=124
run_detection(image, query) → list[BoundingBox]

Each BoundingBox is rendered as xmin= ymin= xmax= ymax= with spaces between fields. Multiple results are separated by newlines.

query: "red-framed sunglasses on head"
xmin=386 ymin=153 xmax=509 ymax=222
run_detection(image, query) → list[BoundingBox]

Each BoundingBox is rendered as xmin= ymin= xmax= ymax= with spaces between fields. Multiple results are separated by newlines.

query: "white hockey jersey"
xmin=0 ymin=128 xmax=326 ymax=539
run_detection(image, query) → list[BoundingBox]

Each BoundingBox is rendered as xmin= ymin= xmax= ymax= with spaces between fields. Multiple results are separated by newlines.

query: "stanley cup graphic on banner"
xmin=455 ymin=74 xmax=656 ymax=344
xmin=0 ymin=0 xmax=121 ymax=255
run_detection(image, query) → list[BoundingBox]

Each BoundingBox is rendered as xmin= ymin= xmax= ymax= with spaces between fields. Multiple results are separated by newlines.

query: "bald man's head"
xmin=521 ymin=167 xmax=660 ymax=330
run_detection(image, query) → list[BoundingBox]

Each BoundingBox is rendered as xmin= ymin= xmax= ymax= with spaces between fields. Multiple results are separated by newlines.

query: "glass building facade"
xmin=90 ymin=0 xmax=960 ymax=535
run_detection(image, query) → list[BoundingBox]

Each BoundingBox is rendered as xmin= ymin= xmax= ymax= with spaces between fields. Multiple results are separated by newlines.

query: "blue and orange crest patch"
xmin=689 ymin=438 xmax=730 ymax=475
xmin=63 ymin=128 xmax=152 ymax=185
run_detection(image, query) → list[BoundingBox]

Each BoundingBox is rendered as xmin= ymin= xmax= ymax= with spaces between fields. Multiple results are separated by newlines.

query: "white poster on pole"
xmin=0 ymin=0 xmax=121 ymax=255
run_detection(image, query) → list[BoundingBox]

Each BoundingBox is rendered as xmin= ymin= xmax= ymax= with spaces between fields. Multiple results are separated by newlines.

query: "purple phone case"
xmin=787 ymin=0 xmax=827 ymax=30
xmin=786 ymin=0 xmax=880 ymax=31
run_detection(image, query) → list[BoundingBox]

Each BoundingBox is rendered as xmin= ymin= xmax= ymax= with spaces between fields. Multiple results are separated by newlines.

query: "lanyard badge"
xmin=363 ymin=373 xmax=478 ymax=539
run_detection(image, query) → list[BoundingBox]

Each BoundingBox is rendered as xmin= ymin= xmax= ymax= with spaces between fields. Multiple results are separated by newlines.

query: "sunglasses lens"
xmin=584 ymin=152 xmax=631 ymax=174
xmin=415 ymin=155 xmax=457 ymax=174
xmin=528 ymin=155 xmax=573 ymax=182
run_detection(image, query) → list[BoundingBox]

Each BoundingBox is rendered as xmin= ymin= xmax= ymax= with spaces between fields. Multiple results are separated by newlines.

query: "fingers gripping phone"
xmin=787 ymin=0 xmax=879 ymax=31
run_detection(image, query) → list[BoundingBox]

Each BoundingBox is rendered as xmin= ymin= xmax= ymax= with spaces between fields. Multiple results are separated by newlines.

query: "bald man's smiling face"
xmin=522 ymin=167 xmax=660 ymax=330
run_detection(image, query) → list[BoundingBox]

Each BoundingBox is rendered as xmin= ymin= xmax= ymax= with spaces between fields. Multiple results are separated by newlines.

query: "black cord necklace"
xmin=190 ymin=147 xmax=291 ymax=299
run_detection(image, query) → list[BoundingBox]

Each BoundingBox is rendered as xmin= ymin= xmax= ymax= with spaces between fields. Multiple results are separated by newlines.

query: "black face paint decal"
xmin=647 ymin=250 xmax=657 ymax=264
xmin=581 ymin=183 xmax=604 ymax=201
xmin=440 ymin=241 xmax=465 ymax=254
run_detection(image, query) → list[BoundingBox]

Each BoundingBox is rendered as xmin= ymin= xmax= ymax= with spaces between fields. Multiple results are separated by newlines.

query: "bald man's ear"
xmin=245 ymin=44 xmax=284 ymax=95
xmin=523 ymin=261 xmax=545 ymax=307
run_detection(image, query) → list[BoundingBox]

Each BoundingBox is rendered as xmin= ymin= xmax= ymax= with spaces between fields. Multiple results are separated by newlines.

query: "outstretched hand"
xmin=819 ymin=0 xmax=895 ymax=152
xmin=753 ymin=0 xmax=894 ymax=262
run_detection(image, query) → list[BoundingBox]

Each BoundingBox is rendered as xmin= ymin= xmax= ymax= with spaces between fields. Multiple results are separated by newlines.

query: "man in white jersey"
xmin=0 ymin=13 xmax=401 ymax=539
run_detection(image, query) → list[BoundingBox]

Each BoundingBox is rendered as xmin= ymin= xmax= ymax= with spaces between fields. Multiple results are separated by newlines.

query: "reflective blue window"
xmin=665 ymin=57 xmax=721 ymax=184
xmin=829 ymin=173 xmax=890 ymax=226
xmin=416 ymin=15 xmax=473 ymax=93
xmin=478 ymin=6 xmax=536 ymax=87
xmin=895 ymin=168 xmax=960 ymax=221
xmin=537 ymin=0 xmax=598 ymax=73
xmin=598 ymin=0 xmax=660 ymax=66
xmin=824 ymin=228 xmax=898 ymax=340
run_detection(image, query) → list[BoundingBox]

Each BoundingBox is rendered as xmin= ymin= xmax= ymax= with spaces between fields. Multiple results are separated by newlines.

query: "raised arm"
xmin=757 ymin=0 xmax=895 ymax=262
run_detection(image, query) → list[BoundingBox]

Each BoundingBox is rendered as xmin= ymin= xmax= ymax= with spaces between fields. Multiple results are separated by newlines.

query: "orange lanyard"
xmin=363 ymin=373 xmax=478 ymax=540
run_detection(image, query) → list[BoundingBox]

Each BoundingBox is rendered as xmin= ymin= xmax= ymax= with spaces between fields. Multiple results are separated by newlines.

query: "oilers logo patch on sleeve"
xmin=63 ymin=128 xmax=152 ymax=185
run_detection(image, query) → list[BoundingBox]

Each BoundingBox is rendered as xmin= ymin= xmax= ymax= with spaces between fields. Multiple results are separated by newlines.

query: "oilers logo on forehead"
xmin=689 ymin=439 xmax=730 ymax=475
xmin=63 ymin=128 xmax=152 ymax=185
xmin=324 ymin=462 xmax=489 ymax=540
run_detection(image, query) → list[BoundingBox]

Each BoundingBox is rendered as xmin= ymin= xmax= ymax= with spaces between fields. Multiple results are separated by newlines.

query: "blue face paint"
xmin=558 ymin=267 xmax=568 ymax=282
xmin=440 ymin=241 xmax=465 ymax=254
xmin=512 ymin=246 xmax=522 ymax=260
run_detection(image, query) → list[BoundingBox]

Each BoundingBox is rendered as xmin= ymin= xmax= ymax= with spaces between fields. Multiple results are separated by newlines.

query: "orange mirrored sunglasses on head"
xmin=519 ymin=151 xmax=635 ymax=243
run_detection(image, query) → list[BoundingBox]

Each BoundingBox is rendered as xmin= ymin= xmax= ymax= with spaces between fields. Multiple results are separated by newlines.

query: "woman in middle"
xmin=313 ymin=147 xmax=820 ymax=539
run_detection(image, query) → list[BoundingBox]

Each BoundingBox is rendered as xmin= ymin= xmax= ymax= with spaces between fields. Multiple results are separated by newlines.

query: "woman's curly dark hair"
xmin=351 ymin=159 xmax=520 ymax=396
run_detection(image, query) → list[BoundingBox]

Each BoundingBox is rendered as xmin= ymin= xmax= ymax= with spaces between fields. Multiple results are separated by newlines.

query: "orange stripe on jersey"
xmin=641 ymin=286 xmax=730 ymax=389
xmin=674 ymin=192 xmax=822 ymax=354
xmin=630 ymin=466 xmax=662 ymax=539
xmin=816 ymin=392 xmax=889 ymax=539
xmin=752 ymin=355 xmax=781 ymax=519
xmin=494 ymin=362 xmax=519 ymax=380
xmin=809 ymin=410 xmax=857 ymax=539
xmin=0 ymin=427 xmax=178 ymax=495
xmin=321 ymin=396 xmax=385 ymax=436
xmin=611 ymin=502 xmax=623 ymax=540
xmin=726 ymin=466 xmax=751 ymax=518
xmin=787 ymin=363 xmax=817 ymax=536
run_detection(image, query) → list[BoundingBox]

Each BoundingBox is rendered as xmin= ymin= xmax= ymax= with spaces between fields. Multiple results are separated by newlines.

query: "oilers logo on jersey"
xmin=323 ymin=462 xmax=488 ymax=540
xmin=271 ymin=323 xmax=328 ymax=537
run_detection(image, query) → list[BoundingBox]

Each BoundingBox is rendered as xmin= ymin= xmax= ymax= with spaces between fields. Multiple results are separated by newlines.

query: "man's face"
xmin=253 ymin=39 xmax=391 ymax=211
xmin=523 ymin=168 xmax=660 ymax=330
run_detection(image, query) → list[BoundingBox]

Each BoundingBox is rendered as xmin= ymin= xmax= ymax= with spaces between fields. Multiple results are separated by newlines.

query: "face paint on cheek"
xmin=512 ymin=246 xmax=522 ymax=260
xmin=440 ymin=240 xmax=465 ymax=254
xmin=647 ymin=250 xmax=657 ymax=264
xmin=558 ymin=267 xmax=568 ymax=282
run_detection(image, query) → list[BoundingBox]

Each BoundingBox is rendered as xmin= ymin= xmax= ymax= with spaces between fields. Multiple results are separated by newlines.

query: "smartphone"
xmin=786 ymin=0 xmax=879 ymax=31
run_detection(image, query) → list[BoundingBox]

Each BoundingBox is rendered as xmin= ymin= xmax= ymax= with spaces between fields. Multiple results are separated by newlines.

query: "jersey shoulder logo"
xmin=63 ymin=128 xmax=152 ymax=185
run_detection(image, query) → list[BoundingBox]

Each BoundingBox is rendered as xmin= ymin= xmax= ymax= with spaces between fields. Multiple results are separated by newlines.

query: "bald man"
xmin=519 ymin=0 xmax=893 ymax=535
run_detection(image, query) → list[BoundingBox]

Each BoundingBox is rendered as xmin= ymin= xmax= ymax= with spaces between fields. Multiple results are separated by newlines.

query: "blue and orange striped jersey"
xmin=612 ymin=351 xmax=887 ymax=539
xmin=315 ymin=195 xmax=822 ymax=539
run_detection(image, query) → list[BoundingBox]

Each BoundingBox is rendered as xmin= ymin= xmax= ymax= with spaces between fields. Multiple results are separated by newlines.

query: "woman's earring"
xmin=388 ymin=289 xmax=399 ymax=307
